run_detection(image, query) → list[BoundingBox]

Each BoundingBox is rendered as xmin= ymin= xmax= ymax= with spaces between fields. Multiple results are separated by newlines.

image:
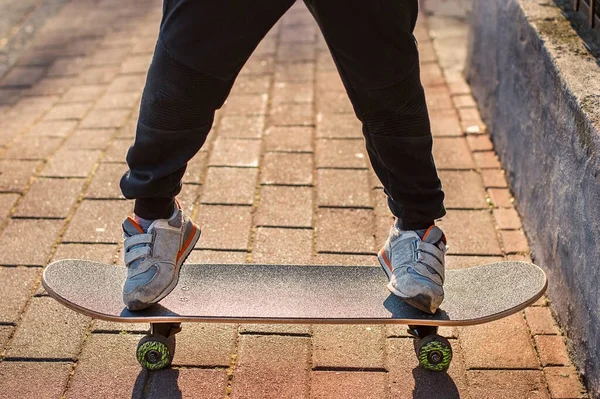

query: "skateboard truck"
xmin=408 ymin=325 xmax=453 ymax=372
xmin=136 ymin=322 xmax=182 ymax=370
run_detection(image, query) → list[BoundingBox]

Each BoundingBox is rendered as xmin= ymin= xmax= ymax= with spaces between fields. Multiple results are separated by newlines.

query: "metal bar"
xmin=574 ymin=0 xmax=580 ymax=11
xmin=590 ymin=0 xmax=596 ymax=28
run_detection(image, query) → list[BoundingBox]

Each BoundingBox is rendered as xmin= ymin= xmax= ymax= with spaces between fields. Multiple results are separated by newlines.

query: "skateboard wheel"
xmin=136 ymin=334 xmax=175 ymax=370
xmin=415 ymin=335 xmax=452 ymax=372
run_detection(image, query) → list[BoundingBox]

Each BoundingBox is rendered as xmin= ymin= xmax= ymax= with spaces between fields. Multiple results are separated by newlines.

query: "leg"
xmin=305 ymin=0 xmax=447 ymax=314
xmin=120 ymin=0 xmax=296 ymax=220
xmin=303 ymin=0 xmax=445 ymax=229
xmin=119 ymin=0 xmax=295 ymax=310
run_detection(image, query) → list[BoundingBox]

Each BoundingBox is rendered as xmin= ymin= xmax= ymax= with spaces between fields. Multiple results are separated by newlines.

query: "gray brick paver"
xmin=195 ymin=205 xmax=252 ymax=250
xmin=0 ymin=219 xmax=63 ymax=266
xmin=544 ymin=366 xmax=588 ymax=399
xmin=255 ymin=185 xmax=313 ymax=227
xmin=229 ymin=76 xmax=271 ymax=95
xmin=3 ymin=136 xmax=63 ymax=160
xmin=62 ymin=200 xmax=132 ymax=243
xmin=0 ymin=159 xmax=41 ymax=193
xmin=14 ymin=177 xmax=84 ymax=218
xmin=0 ymin=362 xmax=72 ymax=399
xmin=209 ymin=138 xmax=261 ymax=167
xmin=467 ymin=370 xmax=550 ymax=399
xmin=269 ymin=103 xmax=314 ymax=126
xmin=264 ymin=126 xmax=313 ymax=152
xmin=439 ymin=170 xmax=488 ymax=209
xmin=65 ymin=334 xmax=145 ymax=399
xmin=171 ymin=323 xmax=237 ymax=366
xmin=40 ymin=148 xmax=102 ymax=178
xmin=0 ymin=267 xmax=39 ymax=323
xmin=459 ymin=313 xmax=540 ymax=369
xmin=436 ymin=210 xmax=503 ymax=255
xmin=200 ymin=167 xmax=258 ymax=205
xmin=311 ymin=371 xmax=389 ymax=399
xmin=85 ymin=163 xmax=128 ymax=199
xmin=5 ymin=297 xmax=89 ymax=359
xmin=43 ymin=102 xmax=93 ymax=121
xmin=219 ymin=115 xmax=266 ymax=139
xmin=316 ymin=208 xmax=375 ymax=254
xmin=316 ymin=169 xmax=372 ymax=208
xmin=313 ymin=325 xmax=385 ymax=369
xmin=232 ymin=335 xmax=310 ymax=399
xmin=252 ymin=227 xmax=314 ymax=264
xmin=315 ymin=138 xmax=367 ymax=169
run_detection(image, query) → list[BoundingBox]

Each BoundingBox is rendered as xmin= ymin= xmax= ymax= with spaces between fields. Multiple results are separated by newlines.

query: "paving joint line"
xmin=2 ymin=357 xmax=74 ymax=363
xmin=238 ymin=331 xmax=311 ymax=338
xmin=312 ymin=366 xmax=388 ymax=373
xmin=316 ymin=251 xmax=377 ymax=257
xmin=318 ymin=205 xmax=375 ymax=210
xmin=254 ymin=225 xmax=313 ymax=230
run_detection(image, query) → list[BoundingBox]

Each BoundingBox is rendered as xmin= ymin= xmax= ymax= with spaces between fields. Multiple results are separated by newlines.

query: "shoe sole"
xmin=127 ymin=223 xmax=201 ymax=311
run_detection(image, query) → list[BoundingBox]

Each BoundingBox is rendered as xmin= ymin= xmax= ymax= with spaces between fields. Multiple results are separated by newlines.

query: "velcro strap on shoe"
xmin=124 ymin=246 xmax=151 ymax=265
xmin=124 ymin=233 xmax=153 ymax=249
xmin=419 ymin=241 xmax=446 ymax=259
xmin=415 ymin=252 xmax=444 ymax=281
xmin=416 ymin=242 xmax=445 ymax=280
xmin=412 ymin=261 xmax=444 ymax=285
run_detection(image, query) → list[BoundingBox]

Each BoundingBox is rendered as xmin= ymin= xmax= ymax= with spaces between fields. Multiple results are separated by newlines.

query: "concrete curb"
xmin=466 ymin=0 xmax=600 ymax=396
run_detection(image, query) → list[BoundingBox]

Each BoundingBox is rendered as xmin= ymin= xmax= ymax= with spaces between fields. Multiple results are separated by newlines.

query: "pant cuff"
xmin=134 ymin=198 xmax=175 ymax=220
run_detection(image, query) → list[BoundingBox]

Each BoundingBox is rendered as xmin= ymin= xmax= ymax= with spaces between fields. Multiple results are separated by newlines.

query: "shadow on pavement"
xmin=412 ymin=367 xmax=460 ymax=398
xmin=133 ymin=368 xmax=183 ymax=399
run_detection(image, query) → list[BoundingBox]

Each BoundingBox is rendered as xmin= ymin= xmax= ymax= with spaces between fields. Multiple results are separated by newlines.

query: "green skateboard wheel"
xmin=416 ymin=335 xmax=453 ymax=372
xmin=136 ymin=334 xmax=174 ymax=370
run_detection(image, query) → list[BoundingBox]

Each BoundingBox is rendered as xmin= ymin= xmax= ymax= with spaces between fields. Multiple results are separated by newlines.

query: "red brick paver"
xmin=0 ymin=1 xmax=589 ymax=398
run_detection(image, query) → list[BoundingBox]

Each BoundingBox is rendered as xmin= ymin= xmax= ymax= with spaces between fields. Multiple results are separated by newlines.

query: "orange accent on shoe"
xmin=379 ymin=248 xmax=392 ymax=271
xmin=177 ymin=224 xmax=198 ymax=262
xmin=422 ymin=225 xmax=436 ymax=241
xmin=422 ymin=225 xmax=447 ymax=245
xmin=127 ymin=216 xmax=145 ymax=233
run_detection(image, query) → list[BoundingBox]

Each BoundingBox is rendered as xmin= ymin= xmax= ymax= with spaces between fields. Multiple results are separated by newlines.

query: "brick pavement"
xmin=0 ymin=0 xmax=590 ymax=398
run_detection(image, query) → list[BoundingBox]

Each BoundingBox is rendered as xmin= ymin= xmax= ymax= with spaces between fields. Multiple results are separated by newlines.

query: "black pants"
xmin=120 ymin=0 xmax=446 ymax=230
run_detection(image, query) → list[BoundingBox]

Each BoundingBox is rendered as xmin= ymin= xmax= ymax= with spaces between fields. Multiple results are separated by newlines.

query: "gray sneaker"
xmin=378 ymin=221 xmax=447 ymax=314
xmin=122 ymin=202 xmax=201 ymax=311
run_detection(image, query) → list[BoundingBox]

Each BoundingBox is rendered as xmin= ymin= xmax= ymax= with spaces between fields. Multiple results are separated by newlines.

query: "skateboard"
xmin=42 ymin=260 xmax=546 ymax=372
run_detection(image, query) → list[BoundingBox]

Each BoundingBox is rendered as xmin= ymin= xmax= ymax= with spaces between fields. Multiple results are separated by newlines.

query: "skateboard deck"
xmin=43 ymin=260 xmax=546 ymax=326
xmin=43 ymin=259 xmax=546 ymax=372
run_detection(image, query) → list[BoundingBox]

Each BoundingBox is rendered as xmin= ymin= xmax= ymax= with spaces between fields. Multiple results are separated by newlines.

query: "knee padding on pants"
xmin=139 ymin=40 xmax=234 ymax=131
xmin=354 ymin=67 xmax=430 ymax=138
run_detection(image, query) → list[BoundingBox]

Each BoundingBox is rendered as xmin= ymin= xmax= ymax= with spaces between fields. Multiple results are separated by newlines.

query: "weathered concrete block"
xmin=467 ymin=0 xmax=600 ymax=396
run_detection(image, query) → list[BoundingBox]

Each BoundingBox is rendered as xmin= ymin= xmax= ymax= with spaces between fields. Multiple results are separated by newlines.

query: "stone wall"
xmin=466 ymin=0 xmax=600 ymax=395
